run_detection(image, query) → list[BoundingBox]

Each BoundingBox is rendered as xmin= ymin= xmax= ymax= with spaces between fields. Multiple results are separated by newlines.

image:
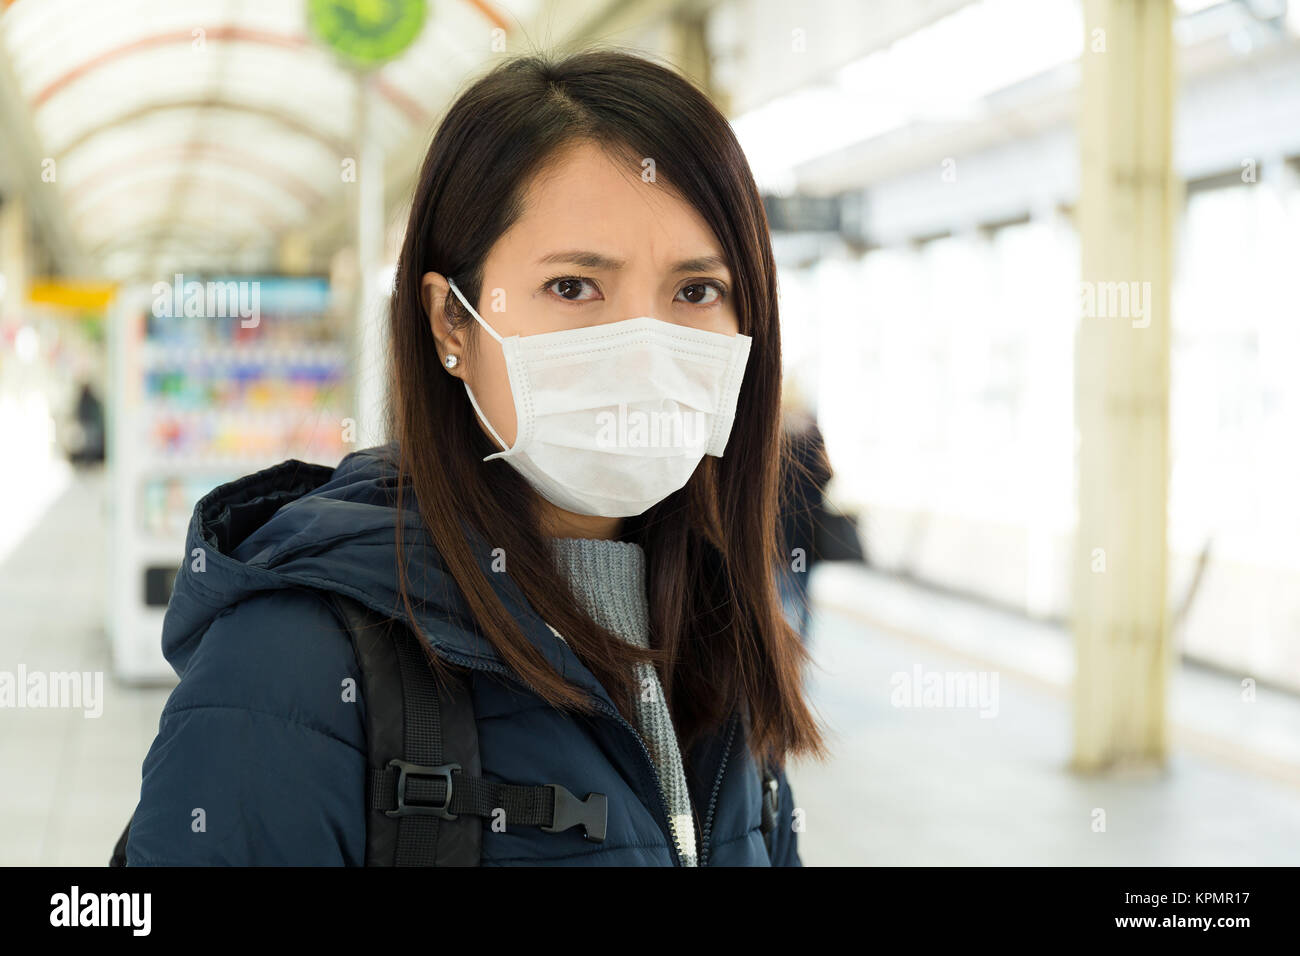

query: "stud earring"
xmin=444 ymin=354 xmax=459 ymax=370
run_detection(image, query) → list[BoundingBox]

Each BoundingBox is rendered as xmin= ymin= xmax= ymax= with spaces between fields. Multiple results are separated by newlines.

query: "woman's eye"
xmin=545 ymin=277 xmax=600 ymax=301
xmin=677 ymin=282 xmax=724 ymax=305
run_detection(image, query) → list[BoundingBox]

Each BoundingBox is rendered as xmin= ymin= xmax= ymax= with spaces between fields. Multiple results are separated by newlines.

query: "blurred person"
xmin=70 ymin=380 xmax=105 ymax=466
xmin=123 ymin=50 xmax=826 ymax=868
xmin=776 ymin=379 xmax=833 ymax=641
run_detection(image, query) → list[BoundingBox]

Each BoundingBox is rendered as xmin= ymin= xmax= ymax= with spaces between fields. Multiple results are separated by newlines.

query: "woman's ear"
xmin=421 ymin=271 xmax=467 ymax=371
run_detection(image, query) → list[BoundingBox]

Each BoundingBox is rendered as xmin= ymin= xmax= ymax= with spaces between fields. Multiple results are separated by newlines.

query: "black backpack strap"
xmin=326 ymin=589 xmax=481 ymax=865
xmin=324 ymin=591 xmax=607 ymax=866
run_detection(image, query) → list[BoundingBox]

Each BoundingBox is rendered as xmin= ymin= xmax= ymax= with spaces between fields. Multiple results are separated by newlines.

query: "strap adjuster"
xmin=541 ymin=784 xmax=607 ymax=843
xmin=385 ymin=759 xmax=461 ymax=820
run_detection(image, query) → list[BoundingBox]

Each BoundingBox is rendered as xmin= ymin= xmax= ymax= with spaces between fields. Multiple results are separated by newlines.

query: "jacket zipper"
xmin=430 ymin=645 xmax=689 ymax=867
xmin=699 ymin=711 xmax=739 ymax=867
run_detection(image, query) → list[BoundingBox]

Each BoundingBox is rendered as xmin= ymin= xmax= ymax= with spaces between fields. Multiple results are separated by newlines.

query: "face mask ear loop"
xmin=463 ymin=381 xmax=511 ymax=455
xmin=445 ymin=277 xmax=511 ymax=454
xmin=446 ymin=276 xmax=504 ymax=344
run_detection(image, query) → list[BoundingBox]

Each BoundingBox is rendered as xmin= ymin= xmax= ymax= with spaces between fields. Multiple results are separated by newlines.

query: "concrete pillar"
xmin=353 ymin=72 xmax=388 ymax=448
xmin=0 ymin=196 xmax=28 ymax=324
xmin=668 ymin=10 xmax=725 ymax=112
xmin=1072 ymin=0 xmax=1181 ymax=770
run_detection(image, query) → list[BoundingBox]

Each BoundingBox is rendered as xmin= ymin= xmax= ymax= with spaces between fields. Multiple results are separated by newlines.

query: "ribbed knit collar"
xmin=548 ymin=537 xmax=649 ymax=649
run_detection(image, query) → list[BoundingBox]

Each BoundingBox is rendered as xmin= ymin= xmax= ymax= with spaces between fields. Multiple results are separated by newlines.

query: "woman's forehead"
xmin=505 ymin=144 xmax=726 ymax=272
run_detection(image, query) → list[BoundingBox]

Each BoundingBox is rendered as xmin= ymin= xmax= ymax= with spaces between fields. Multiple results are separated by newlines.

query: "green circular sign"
xmin=307 ymin=0 xmax=427 ymax=69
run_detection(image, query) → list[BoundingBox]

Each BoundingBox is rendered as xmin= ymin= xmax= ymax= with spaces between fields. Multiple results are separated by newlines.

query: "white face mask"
xmin=446 ymin=277 xmax=753 ymax=518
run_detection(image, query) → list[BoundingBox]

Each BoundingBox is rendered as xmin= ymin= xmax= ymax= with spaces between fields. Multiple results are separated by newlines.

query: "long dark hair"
xmin=387 ymin=48 xmax=826 ymax=768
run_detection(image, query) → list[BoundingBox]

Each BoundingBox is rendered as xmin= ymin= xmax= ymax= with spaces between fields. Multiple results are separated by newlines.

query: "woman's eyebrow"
xmin=536 ymin=250 xmax=730 ymax=275
xmin=537 ymin=250 xmax=625 ymax=269
xmin=671 ymin=254 xmax=730 ymax=275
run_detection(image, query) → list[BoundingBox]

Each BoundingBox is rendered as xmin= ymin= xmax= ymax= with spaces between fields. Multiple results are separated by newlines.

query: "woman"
xmin=126 ymin=49 xmax=826 ymax=866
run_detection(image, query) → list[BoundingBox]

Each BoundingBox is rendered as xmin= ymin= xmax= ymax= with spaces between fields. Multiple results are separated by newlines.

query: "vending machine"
xmin=106 ymin=276 xmax=352 ymax=682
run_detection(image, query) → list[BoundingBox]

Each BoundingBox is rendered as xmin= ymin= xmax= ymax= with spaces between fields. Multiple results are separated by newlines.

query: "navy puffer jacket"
xmin=127 ymin=444 xmax=801 ymax=866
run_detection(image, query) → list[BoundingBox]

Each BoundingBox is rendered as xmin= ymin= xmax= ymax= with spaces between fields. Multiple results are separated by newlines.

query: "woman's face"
xmin=422 ymin=139 xmax=740 ymax=460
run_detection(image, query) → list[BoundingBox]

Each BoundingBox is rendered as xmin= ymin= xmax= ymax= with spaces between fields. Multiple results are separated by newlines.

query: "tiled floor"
xmin=791 ymin=569 xmax=1300 ymax=865
xmin=3 ymin=466 xmax=1299 ymax=865
xmin=0 ymin=465 xmax=172 ymax=866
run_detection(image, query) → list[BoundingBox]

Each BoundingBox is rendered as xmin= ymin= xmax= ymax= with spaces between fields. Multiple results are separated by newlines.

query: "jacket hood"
xmin=161 ymin=443 xmax=615 ymax=710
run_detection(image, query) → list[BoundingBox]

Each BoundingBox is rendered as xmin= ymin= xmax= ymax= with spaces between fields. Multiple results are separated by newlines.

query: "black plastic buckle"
xmin=385 ymin=759 xmax=461 ymax=819
xmin=541 ymin=784 xmax=608 ymax=843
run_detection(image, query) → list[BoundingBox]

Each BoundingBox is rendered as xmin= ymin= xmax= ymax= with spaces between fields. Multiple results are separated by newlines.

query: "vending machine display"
xmin=107 ymin=276 xmax=352 ymax=682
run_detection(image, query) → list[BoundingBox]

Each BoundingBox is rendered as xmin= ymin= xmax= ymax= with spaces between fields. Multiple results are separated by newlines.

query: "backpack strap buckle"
xmin=541 ymin=784 xmax=607 ymax=843
xmin=385 ymin=759 xmax=461 ymax=820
